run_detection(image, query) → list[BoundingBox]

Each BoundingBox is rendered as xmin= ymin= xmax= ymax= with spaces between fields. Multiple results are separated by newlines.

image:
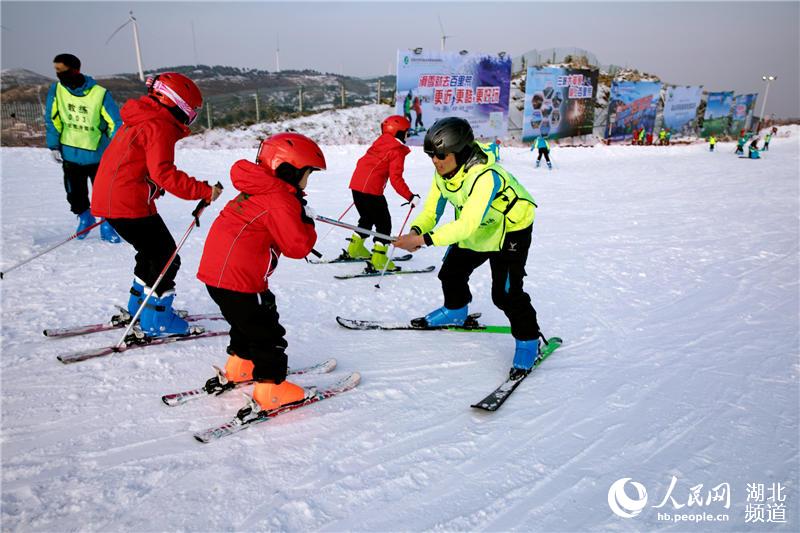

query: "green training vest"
xmin=435 ymin=160 xmax=536 ymax=252
xmin=55 ymin=83 xmax=107 ymax=151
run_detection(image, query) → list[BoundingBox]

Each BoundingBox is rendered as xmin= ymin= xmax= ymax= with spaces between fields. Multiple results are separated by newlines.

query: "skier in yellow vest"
xmin=45 ymin=53 xmax=122 ymax=242
xmin=394 ymin=117 xmax=545 ymax=378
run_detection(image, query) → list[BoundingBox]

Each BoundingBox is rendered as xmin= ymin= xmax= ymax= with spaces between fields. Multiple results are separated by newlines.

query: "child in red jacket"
xmin=92 ymin=72 xmax=222 ymax=337
xmin=197 ymin=133 xmax=325 ymax=410
xmin=344 ymin=115 xmax=416 ymax=272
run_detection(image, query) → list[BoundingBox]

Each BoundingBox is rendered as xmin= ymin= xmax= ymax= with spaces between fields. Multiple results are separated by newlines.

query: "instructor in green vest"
xmin=45 ymin=53 xmax=122 ymax=242
xmin=394 ymin=117 xmax=545 ymax=378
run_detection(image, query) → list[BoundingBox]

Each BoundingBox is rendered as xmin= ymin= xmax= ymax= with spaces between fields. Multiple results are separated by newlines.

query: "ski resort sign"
xmin=522 ymin=66 xmax=598 ymax=142
xmin=396 ymin=49 xmax=511 ymax=145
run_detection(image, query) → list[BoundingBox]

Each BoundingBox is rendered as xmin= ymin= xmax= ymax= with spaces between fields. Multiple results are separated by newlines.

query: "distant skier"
xmin=394 ymin=117 xmax=545 ymax=379
xmin=530 ymin=135 xmax=552 ymax=169
xmin=343 ymin=115 xmax=417 ymax=272
xmin=91 ymin=72 xmax=222 ymax=336
xmin=665 ymin=129 xmax=672 ymax=145
xmin=412 ymin=94 xmax=424 ymax=132
xmin=638 ymin=128 xmax=646 ymax=146
xmin=708 ymin=135 xmax=717 ymax=152
xmin=197 ymin=133 xmax=326 ymax=411
xmin=658 ymin=128 xmax=666 ymax=145
xmin=488 ymin=138 xmax=501 ymax=161
xmin=735 ymin=134 xmax=747 ymax=155
xmin=45 ymin=53 xmax=122 ymax=242
xmin=748 ymin=137 xmax=761 ymax=159
xmin=763 ymin=132 xmax=772 ymax=151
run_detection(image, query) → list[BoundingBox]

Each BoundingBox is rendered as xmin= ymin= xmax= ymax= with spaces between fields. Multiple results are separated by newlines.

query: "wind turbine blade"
xmin=106 ymin=19 xmax=131 ymax=45
xmin=438 ymin=15 xmax=445 ymax=36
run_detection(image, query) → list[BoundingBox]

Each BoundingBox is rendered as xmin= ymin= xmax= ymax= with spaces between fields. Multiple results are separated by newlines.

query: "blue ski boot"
xmin=127 ymin=277 xmax=145 ymax=316
xmin=412 ymin=304 xmax=468 ymax=328
xmin=139 ymin=290 xmax=190 ymax=337
xmin=510 ymin=338 xmax=541 ymax=379
xmin=75 ymin=209 xmax=96 ymax=240
xmin=547 ymin=161 xmax=552 ymax=170
xmin=100 ymin=220 xmax=121 ymax=243
xmin=535 ymin=160 xmax=541 ymax=168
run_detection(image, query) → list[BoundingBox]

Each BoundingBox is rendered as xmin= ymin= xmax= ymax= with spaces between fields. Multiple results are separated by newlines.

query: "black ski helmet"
xmin=423 ymin=117 xmax=475 ymax=158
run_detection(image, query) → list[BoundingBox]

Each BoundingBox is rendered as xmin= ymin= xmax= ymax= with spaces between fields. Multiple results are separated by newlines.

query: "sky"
xmin=1 ymin=0 xmax=798 ymax=117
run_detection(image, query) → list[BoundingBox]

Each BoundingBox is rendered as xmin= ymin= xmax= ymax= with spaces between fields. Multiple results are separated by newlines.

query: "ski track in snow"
xmin=1 ymin=130 xmax=799 ymax=531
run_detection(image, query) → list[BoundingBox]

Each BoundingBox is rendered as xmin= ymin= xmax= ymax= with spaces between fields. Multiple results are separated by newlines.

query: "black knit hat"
xmin=53 ymin=53 xmax=81 ymax=71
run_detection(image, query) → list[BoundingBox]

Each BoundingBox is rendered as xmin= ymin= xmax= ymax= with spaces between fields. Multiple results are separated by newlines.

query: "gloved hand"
xmin=402 ymin=193 xmax=421 ymax=208
xmin=50 ymin=149 xmax=63 ymax=164
xmin=210 ymin=183 xmax=224 ymax=202
xmin=296 ymin=190 xmax=315 ymax=225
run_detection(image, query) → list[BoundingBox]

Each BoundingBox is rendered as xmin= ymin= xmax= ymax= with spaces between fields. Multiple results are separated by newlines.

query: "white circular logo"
xmin=608 ymin=478 xmax=648 ymax=518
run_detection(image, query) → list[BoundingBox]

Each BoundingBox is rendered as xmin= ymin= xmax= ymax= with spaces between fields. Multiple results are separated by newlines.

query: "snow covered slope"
xmin=1 ymin=133 xmax=798 ymax=530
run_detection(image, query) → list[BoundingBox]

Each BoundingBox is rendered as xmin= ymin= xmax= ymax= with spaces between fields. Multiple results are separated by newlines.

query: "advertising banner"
xmin=605 ymin=81 xmax=662 ymax=141
xmin=729 ymin=93 xmax=759 ymax=134
xmin=395 ymin=49 xmax=511 ymax=145
xmin=701 ymin=91 xmax=734 ymax=137
xmin=522 ymin=66 xmax=598 ymax=141
xmin=662 ymin=85 xmax=703 ymax=137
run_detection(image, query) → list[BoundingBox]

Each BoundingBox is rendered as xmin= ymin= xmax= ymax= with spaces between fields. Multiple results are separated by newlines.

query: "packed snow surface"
xmin=1 ymin=126 xmax=798 ymax=531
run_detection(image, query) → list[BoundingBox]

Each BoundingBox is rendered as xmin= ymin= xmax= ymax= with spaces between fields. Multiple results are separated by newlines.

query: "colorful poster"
xmin=701 ymin=91 xmax=734 ymax=137
xmin=522 ymin=66 xmax=598 ymax=141
xmin=729 ymin=93 xmax=757 ymax=135
xmin=395 ymin=49 xmax=511 ymax=145
xmin=604 ymin=81 xmax=662 ymax=141
xmin=661 ymin=85 xmax=703 ymax=137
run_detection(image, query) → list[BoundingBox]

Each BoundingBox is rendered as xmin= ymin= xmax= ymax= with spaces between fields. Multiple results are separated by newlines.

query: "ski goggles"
xmin=146 ymin=76 xmax=200 ymax=125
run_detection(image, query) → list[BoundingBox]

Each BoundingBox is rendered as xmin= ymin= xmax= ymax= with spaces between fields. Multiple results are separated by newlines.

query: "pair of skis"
xmin=336 ymin=313 xmax=563 ymax=411
xmin=308 ymin=251 xmax=435 ymax=280
xmin=162 ymin=358 xmax=360 ymax=443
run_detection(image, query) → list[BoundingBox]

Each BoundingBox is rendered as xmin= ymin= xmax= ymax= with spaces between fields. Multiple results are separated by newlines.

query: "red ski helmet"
xmin=256 ymin=133 xmax=327 ymax=172
xmin=381 ymin=115 xmax=411 ymax=136
xmin=146 ymin=72 xmax=203 ymax=125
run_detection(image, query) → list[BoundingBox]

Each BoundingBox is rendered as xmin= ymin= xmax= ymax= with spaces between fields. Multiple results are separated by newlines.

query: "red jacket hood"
xmin=230 ymin=159 xmax=299 ymax=196
xmin=120 ymin=96 xmax=190 ymax=138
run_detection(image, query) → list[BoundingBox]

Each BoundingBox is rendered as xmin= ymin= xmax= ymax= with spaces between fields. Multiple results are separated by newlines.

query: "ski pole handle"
xmin=192 ymin=182 xmax=223 ymax=226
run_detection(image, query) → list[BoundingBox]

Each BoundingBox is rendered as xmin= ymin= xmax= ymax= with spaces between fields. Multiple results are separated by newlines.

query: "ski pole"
xmin=115 ymin=192 xmax=219 ymax=350
xmin=314 ymin=214 xmax=397 ymax=242
xmin=0 ymin=219 xmax=103 ymax=279
xmin=375 ymin=202 xmax=416 ymax=289
xmin=306 ymin=202 xmax=354 ymax=261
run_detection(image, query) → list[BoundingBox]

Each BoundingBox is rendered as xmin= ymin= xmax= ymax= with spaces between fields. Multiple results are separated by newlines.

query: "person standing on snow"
xmin=196 ymin=133 xmax=325 ymax=411
xmin=91 ymin=72 xmax=223 ymax=337
xmin=403 ymin=91 xmax=413 ymax=125
xmin=394 ymin=117 xmax=545 ymax=379
xmin=45 ymin=53 xmax=122 ymax=242
xmin=530 ymin=134 xmax=552 ymax=169
xmin=412 ymin=94 xmax=424 ymax=133
xmin=763 ymin=132 xmax=772 ymax=151
xmin=708 ymin=135 xmax=717 ymax=152
xmin=735 ymin=134 xmax=746 ymax=155
xmin=343 ymin=115 xmax=418 ymax=272
xmin=748 ymin=137 xmax=761 ymax=159
xmin=487 ymin=138 xmax=501 ymax=161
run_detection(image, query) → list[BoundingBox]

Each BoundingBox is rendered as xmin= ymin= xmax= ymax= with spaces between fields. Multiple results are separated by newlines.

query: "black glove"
xmin=296 ymin=190 xmax=315 ymax=225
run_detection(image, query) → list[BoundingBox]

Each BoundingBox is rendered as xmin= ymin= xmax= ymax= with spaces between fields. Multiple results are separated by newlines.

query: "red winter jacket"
xmin=91 ymin=96 xmax=213 ymax=219
xmin=348 ymin=133 xmax=413 ymax=200
xmin=197 ymin=160 xmax=317 ymax=294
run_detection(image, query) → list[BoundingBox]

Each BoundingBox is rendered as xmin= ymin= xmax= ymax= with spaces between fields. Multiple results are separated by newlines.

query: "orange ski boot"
xmin=224 ymin=354 xmax=255 ymax=383
xmin=252 ymin=380 xmax=310 ymax=411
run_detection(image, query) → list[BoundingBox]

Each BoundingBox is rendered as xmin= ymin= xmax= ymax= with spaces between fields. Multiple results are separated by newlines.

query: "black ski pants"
xmin=62 ymin=161 xmax=99 ymax=215
xmin=352 ymin=189 xmax=391 ymax=245
xmin=537 ymin=148 xmax=551 ymax=163
xmin=438 ymin=225 xmax=541 ymax=340
xmin=106 ymin=214 xmax=180 ymax=296
xmin=206 ymin=286 xmax=289 ymax=383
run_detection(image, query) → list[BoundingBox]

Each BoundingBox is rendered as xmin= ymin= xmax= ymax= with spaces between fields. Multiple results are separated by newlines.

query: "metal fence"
xmin=1 ymin=81 xmax=394 ymax=145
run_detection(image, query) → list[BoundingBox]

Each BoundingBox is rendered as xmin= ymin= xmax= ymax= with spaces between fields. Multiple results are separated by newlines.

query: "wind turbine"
xmin=438 ymin=15 xmax=453 ymax=52
xmin=276 ymin=33 xmax=281 ymax=73
xmin=106 ymin=11 xmax=145 ymax=81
